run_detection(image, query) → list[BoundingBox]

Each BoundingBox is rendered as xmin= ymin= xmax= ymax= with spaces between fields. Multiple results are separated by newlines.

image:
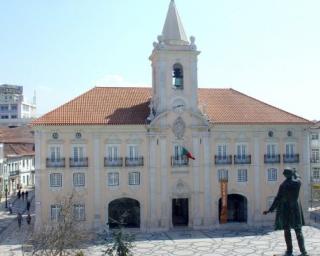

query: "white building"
xmin=0 ymin=84 xmax=36 ymax=126
xmin=310 ymin=121 xmax=320 ymax=207
xmin=33 ymin=0 xmax=312 ymax=231
xmin=0 ymin=126 xmax=35 ymax=194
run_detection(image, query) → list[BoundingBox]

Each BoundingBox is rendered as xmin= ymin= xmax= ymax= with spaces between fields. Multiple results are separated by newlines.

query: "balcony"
xmin=46 ymin=158 xmax=65 ymax=168
xmin=283 ymin=154 xmax=299 ymax=163
xmin=234 ymin=155 xmax=251 ymax=165
xmin=104 ymin=157 xmax=123 ymax=167
xmin=171 ymin=156 xmax=189 ymax=167
xmin=9 ymin=170 xmax=20 ymax=177
xmin=214 ymin=155 xmax=232 ymax=165
xmin=69 ymin=157 xmax=89 ymax=168
xmin=125 ymin=157 xmax=144 ymax=167
xmin=311 ymin=158 xmax=320 ymax=164
xmin=264 ymin=154 xmax=281 ymax=164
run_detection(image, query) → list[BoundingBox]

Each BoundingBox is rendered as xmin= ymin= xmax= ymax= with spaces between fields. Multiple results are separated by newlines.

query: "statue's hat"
xmin=283 ymin=167 xmax=294 ymax=176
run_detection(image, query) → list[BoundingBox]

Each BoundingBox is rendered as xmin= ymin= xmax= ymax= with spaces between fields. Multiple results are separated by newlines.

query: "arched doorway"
xmin=108 ymin=198 xmax=140 ymax=228
xmin=219 ymin=194 xmax=247 ymax=223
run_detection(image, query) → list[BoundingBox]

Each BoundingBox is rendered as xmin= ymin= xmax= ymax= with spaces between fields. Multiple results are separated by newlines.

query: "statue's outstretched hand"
xmin=263 ymin=210 xmax=269 ymax=215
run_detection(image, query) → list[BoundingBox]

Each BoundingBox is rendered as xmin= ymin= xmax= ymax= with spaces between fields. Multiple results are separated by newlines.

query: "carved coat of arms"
xmin=172 ymin=117 xmax=186 ymax=139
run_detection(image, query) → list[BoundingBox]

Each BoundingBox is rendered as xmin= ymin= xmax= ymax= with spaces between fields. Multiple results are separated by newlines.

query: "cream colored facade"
xmin=33 ymin=1 xmax=311 ymax=231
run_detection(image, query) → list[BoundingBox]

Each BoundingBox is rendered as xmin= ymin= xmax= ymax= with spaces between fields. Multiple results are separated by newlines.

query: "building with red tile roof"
xmin=33 ymin=1 xmax=312 ymax=231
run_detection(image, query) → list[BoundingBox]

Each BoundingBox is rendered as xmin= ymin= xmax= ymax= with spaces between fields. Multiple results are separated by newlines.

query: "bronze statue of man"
xmin=263 ymin=167 xmax=308 ymax=256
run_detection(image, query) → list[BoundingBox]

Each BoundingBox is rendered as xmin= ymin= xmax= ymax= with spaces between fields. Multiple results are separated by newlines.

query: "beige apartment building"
xmin=32 ymin=0 xmax=312 ymax=231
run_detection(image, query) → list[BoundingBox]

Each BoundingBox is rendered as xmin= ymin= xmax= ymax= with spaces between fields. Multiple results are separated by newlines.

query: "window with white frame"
xmin=73 ymin=204 xmax=85 ymax=221
xmin=107 ymin=145 xmax=119 ymax=160
xmin=267 ymin=168 xmax=277 ymax=182
xmin=49 ymin=146 xmax=61 ymax=161
xmin=311 ymin=149 xmax=320 ymax=162
xmin=129 ymin=172 xmax=140 ymax=185
xmin=236 ymin=144 xmax=247 ymax=159
xmin=218 ymin=169 xmax=228 ymax=181
xmin=50 ymin=173 xmax=62 ymax=187
xmin=51 ymin=205 xmax=61 ymax=221
xmin=72 ymin=145 xmax=85 ymax=161
xmin=73 ymin=173 xmax=85 ymax=187
xmin=313 ymin=168 xmax=320 ymax=180
xmin=285 ymin=143 xmax=295 ymax=156
xmin=108 ymin=172 xmax=119 ymax=186
xmin=237 ymin=169 xmax=248 ymax=182
xmin=173 ymin=144 xmax=183 ymax=160
xmin=217 ymin=144 xmax=227 ymax=159
xmin=311 ymin=133 xmax=319 ymax=140
xmin=266 ymin=144 xmax=277 ymax=157
xmin=128 ymin=145 xmax=139 ymax=159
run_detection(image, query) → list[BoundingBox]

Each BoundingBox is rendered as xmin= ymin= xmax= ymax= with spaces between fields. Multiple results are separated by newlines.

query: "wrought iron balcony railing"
xmin=283 ymin=154 xmax=299 ymax=163
xmin=264 ymin=154 xmax=281 ymax=164
xmin=214 ymin=155 xmax=232 ymax=165
xmin=104 ymin=157 xmax=123 ymax=167
xmin=69 ymin=157 xmax=89 ymax=168
xmin=125 ymin=157 xmax=144 ymax=167
xmin=234 ymin=155 xmax=251 ymax=165
xmin=171 ymin=155 xmax=189 ymax=167
xmin=9 ymin=170 xmax=20 ymax=177
xmin=46 ymin=158 xmax=65 ymax=168
xmin=311 ymin=158 xmax=320 ymax=163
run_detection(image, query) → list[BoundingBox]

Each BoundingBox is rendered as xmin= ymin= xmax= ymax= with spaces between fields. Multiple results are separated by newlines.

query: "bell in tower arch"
xmin=172 ymin=63 xmax=184 ymax=89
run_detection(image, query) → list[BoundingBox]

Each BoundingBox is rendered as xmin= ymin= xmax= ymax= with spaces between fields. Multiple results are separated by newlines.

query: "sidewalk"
xmin=0 ymin=190 xmax=34 ymax=240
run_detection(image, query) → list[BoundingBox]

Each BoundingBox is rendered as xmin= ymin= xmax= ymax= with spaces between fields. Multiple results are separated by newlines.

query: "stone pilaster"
xmin=148 ymin=134 xmax=157 ymax=229
xmin=192 ymin=133 xmax=201 ymax=226
xmin=93 ymin=134 xmax=102 ymax=229
xmin=160 ymin=135 xmax=169 ymax=229
xmin=34 ymin=130 xmax=42 ymax=230
xmin=203 ymin=132 xmax=212 ymax=226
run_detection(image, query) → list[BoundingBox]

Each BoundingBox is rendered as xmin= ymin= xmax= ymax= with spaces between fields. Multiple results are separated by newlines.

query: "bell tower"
xmin=150 ymin=0 xmax=200 ymax=115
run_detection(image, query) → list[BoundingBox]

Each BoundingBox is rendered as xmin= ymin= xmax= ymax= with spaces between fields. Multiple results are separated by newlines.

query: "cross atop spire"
xmin=161 ymin=0 xmax=189 ymax=45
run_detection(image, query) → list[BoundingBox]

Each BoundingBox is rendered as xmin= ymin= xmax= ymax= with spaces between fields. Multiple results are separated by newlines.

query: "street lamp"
xmin=4 ymin=184 xmax=8 ymax=208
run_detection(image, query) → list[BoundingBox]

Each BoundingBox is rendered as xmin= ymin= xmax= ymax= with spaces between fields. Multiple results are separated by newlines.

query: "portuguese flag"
xmin=182 ymin=147 xmax=195 ymax=160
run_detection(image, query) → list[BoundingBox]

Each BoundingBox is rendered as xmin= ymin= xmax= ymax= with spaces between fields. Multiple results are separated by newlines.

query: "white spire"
xmin=161 ymin=0 xmax=189 ymax=45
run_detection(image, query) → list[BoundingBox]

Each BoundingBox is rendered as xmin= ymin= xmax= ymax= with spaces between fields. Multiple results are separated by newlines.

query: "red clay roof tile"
xmin=32 ymin=87 xmax=310 ymax=126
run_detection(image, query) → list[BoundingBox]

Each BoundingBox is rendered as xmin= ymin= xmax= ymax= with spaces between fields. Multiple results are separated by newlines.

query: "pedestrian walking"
xmin=26 ymin=214 xmax=31 ymax=225
xmin=21 ymin=191 xmax=25 ymax=200
xmin=17 ymin=212 xmax=22 ymax=229
xmin=17 ymin=190 xmax=21 ymax=199
xmin=26 ymin=200 xmax=31 ymax=212
xmin=25 ymin=191 xmax=28 ymax=199
xmin=8 ymin=202 xmax=13 ymax=214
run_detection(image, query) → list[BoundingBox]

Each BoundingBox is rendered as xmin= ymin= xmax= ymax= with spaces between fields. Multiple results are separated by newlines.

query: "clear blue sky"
xmin=1 ymin=0 xmax=319 ymax=120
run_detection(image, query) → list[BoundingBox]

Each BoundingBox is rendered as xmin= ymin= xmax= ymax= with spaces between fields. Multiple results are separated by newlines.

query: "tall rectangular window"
xmin=107 ymin=145 xmax=119 ymax=160
xmin=128 ymin=145 xmax=138 ymax=159
xmin=73 ymin=204 xmax=85 ymax=221
xmin=218 ymin=169 xmax=228 ymax=181
xmin=313 ymin=168 xmax=320 ymax=180
xmin=108 ymin=172 xmax=119 ymax=186
xmin=73 ymin=173 xmax=85 ymax=187
xmin=267 ymin=168 xmax=277 ymax=182
xmin=311 ymin=133 xmax=319 ymax=140
xmin=50 ymin=173 xmax=62 ymax=187
xmin=237 ymin=169 xmax=248 ymax=182
xmin=266 ymin=144 xmax=277 ymax=157
xmin=174 ymin=145 xmax=183 ymax=159
xmin=312 ymin=149 xmax=320 ymax=162
xmin=73 ymin=146 xmax=84 ymax=161
xmin=285 ymin=144 xmax=295 ymax=156
xmin=217 ymin=144 xmax=227 ymax=158
xmin=49 ymin=146 xmax=61 ymax=161
xmin=236 ymin=144 xmax=247 ymax=159
xmin=129 ymin=172 xmax=140 ymax=185
xmin=51 ymin=205 xmax=61 ymax=221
